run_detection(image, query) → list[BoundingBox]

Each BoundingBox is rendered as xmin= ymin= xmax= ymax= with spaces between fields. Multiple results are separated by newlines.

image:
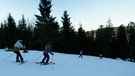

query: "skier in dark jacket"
xmin=79 ymin=50 xmax=83 ymax=58
xmin=40 ymin=41 xmax=54 ymax=63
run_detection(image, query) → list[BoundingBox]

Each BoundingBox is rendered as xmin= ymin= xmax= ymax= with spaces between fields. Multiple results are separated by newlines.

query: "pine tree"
xmin=18 ymin=15 xmax=27 ymax=31
xmin=127 ymin=22 xmax=135 ymax=60
xmin=18 ymin=15 xmax=27 ymax=43
xmin=27 ymin=22 xmax=33 ymax=49
xmin=61 ymin=10 xmax=73 ymax=35
xmin=103 ymin=19 xmax=114 ymax=57
xmin=96 ymin=19 xmax=115 ymax=58
xmin=0 ymin=23 xmax=5 ymax=48
xmin=7 ymin=13 xmax=17 ymax=48
xmin=3 ymin=21 xmax=8 ymax=48
xmin=77 ymin=23 xmax=86 ymax=51
xmin=35 ymin=0 xmax=59 ymax=49
xmin=117 ymin=24 xmax=128 ymax=59
xmin=87 ymin=30 xmax=97 ymax=56
xmin=96 ymin=25 xmax=105 ymax=56
xmin=60 ymin=10 xmax=77 ymax=53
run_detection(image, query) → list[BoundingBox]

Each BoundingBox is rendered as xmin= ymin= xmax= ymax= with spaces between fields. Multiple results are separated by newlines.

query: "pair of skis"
xmin=18 ymin=60 xmax=28 ymax=65
xmin=36 ymin=62 xmax=55 ymax=65
xmin=18 ymin=61 xmax=55 ymax=65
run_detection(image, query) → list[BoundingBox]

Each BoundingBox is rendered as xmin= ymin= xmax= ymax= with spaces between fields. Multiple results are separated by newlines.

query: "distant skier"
xmin=99 ymin=53 xmax=102 ymax=59
xmin=23 ymin=44 xmax=28 ymax=53
xmin=40 ymin=41 xmax=54 ymax=64
xmin=79 ymin=50 xmax=83 ymax=58
xmin=5 ymin=46 xmax=12 ymax=51
xmin=13 ymin=40 xmax=24 ymax=62
xmin=5 ymin=46 xmax=9 ymax=51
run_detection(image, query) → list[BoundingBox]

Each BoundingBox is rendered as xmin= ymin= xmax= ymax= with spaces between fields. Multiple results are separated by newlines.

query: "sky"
xmin=0 ymin=0 xmax=135 ymax=31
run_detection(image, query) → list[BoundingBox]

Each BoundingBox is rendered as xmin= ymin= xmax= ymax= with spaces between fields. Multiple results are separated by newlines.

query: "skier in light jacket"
xmin=5 ymin=46 xmax=9 ymax=51
xmin=40 ymin=41 xmax=54 ymax=63
xmin=13 ymin=40 xmax=24 ymax=62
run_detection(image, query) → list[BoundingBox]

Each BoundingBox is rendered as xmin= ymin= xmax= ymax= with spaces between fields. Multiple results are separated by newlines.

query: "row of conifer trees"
xmin=0 ymin=0 xmax=135 ymax=60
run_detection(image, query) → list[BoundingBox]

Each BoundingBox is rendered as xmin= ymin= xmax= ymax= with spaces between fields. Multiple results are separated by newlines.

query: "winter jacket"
xmin=80 ymin=51 xmax=83 ymax=55
xmin=43 ymin=43 xmax=51 ymax=54
xmin=13 ymin=40 xmax=23 ymax=51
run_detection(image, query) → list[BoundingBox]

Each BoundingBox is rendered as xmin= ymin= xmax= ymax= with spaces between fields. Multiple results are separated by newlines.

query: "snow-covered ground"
xmin=0 ymin=49 xmax=135 ymax=76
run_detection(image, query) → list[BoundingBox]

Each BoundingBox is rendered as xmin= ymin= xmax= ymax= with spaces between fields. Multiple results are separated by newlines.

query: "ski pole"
xmin=52 ymin=55 xmax=54 ymax=63
xmin=51 ymin=55 xmax=54 ymax=69
xmin=4 ymin=52 xmax=14 ymax=61
xmin=23 ymin=52 xmax=26 ymax=60
xmin=33 ymin=55 xmax=43 ymax=62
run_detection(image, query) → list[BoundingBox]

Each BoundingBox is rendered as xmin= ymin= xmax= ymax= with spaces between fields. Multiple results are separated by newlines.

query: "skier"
xmin=23 ymin=44 xmax=28 ymax=53
xmin=5 ymin=46 xmax=9 ymax=51
xmin=40 ymin=41 xmax=54 ymax=64
xmin=79 ymin=50 xmax=83 ymax=58
xmin=13 ymin=40 xmax=24 ymax=62
xmin=100 ymin=53 xmax=102 ymax=59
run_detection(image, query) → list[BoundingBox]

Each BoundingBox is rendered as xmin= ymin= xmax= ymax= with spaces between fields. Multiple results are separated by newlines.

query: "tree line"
xmin=0 ymin=0 xmax=135 ymax=61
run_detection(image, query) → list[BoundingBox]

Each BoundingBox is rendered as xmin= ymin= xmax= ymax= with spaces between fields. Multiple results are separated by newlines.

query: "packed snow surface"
xmin=0 ymin=49 xmax=135 ymax=76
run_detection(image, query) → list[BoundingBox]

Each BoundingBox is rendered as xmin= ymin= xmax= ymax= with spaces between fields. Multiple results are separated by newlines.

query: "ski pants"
xmin=42 ymin=53 xmax=50 ymax=63
xmin=14 ymin=51 xmax=24 ymax=61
